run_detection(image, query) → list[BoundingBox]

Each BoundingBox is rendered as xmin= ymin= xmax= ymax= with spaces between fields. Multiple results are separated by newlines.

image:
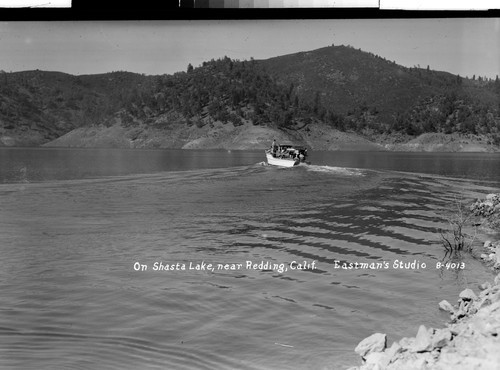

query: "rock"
xmin=480 ymin=301 xmax=500 ymax=317
xmin=479 ymin=282 xmax=492 ymax=291
xmin=459 ymin=288 xmax=477 ymax=301
xmin=412 ymin=325 xmax=433 ymax=353
xmin=470 ymin=315 xmax=500 ymax=336
xmin=438 ymin=299 xmax=456 ymax=313
xmin=491 ymin=291 xmax=500 ymax=303
xmin=355 ymin=333 xmax=387 ymax=358
xmin=350 ymin=245 xmax=500 ymax=369
xmin=467 ymin=306 xmax=478 ymax=316
xmin=479 ymin=289 xmax=490 ymax=300
xmin=454 ymin=308 xmax=468 ymax=320
xmin=448 ymin=324 xmax=460 ymax=336
xmin=430 ymin=348 xmax=441 ymax=360
xmin=398 ymin=336 xmax=415 ymax=350
xmin=453 ymin=300 xmax=472 ymax=319
xmin=460 ymin=300 xmax=472 ymax=313
xmin=494 ymin=247 xmax=500 ymax=261
xmin=439 ymin=351 xmax=463 ymax=367
xmin=490 ymin=285 xmax=500 ymax=295
xmin=385 ymin=341 xmax=402 ymax=361
xmin=484 ymin=240 xmax=492 ymax=248
xmin=411 ymin=356 xmax=428 ymax=369
xmin=364 ymin=352 xmax=388 ymax=367
xmin=431 ymin=328 xmax=452 ymax=348
xmin=477 ymin=296 xmax=492 ymax=310
xmin=484 ymin=201 xmax=494 ymax=208
xmin=486 ymin=193 xmax=498 ymax=201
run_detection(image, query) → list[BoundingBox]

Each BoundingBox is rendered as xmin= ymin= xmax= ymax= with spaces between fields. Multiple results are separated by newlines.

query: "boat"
xmin=265 ymin=144 xmax=308 ymax=167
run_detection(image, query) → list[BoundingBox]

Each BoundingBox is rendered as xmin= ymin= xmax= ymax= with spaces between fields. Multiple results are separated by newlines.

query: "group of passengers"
xmin=270 ymin=139 xmax=305 ymax=160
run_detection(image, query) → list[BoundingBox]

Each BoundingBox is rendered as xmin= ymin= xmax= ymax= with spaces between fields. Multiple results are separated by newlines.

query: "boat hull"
xmin=265 ymin=152 xmax=299 ymax=167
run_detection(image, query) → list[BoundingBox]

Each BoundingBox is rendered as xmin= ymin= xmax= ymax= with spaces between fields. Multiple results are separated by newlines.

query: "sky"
xmin=0 ymin=18 xmax=499 ymax=79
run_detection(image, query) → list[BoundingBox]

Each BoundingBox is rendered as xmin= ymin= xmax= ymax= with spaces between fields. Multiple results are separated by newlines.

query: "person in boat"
xmin=271 ymin=139 xmax=278 ymax=157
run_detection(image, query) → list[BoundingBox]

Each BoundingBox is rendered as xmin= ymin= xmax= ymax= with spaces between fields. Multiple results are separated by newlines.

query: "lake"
xmin=1 ymin=148 xmax=499 ymax=369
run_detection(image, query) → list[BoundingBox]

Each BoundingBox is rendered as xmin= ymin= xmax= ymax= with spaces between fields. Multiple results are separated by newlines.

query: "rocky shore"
xmin=40 ymin=120 xmax=499 ymax=152
xmin=380 ymin=133 xmax=497 ymax=153
xmin=348 ymin=193 xmax=500 ymax=370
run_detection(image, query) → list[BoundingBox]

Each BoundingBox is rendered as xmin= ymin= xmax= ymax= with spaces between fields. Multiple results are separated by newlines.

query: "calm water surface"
xmin=0 ymin=148 xmax=499 ymax=369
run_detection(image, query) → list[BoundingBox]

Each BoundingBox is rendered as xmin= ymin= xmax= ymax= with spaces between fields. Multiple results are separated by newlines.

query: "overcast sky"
xmin=0 ymin=18 xmax=498 ymax=79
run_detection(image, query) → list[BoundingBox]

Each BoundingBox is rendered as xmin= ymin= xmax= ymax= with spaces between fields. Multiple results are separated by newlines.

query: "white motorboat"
xmin=265 ymin=144 xmax=308 ymax=167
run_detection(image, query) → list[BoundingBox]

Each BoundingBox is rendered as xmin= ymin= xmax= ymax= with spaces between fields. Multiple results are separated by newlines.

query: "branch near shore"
xmin=438 ymin=195 xmax=477 ymax=254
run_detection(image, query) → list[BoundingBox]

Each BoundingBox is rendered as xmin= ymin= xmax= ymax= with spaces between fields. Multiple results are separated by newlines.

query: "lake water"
xmin=1 ymin=148 xmax=499 ymax=369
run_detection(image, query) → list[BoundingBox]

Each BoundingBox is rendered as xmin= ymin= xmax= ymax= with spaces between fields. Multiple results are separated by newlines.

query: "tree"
xmin=313 ymin=91 xmax=321 ymax=114
xmin=187 ymin=63 xmax=194 ymax=73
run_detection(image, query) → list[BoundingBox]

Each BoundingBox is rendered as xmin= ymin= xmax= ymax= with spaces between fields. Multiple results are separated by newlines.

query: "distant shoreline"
xmin=1 ymin=121 xmax=496 ymax=153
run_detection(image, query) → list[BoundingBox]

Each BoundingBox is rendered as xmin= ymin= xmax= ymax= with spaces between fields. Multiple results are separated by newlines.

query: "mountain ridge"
xmin=1 ymin=45 xmax=499 ymax=151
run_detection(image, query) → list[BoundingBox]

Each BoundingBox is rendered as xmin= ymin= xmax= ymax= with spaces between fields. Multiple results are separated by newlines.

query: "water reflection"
xmin=1 ymin=148 xmax=500 ymax=183
xmin=0 ymin=148 xmax=265 ymax=183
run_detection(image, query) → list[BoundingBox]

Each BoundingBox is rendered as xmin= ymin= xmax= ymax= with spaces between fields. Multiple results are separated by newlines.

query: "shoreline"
xmin=1 ymin=121 xmax=496 ymax=153
xmin=348 ymin=194 xmax=500 ymax=370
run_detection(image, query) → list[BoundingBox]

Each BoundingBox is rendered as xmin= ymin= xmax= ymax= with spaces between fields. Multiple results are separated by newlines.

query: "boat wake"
xmin=304 ymin=164 xmax=365 ymax=176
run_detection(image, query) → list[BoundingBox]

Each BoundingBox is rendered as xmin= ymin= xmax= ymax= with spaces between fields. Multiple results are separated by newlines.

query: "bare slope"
xmin=45 ymin=119 xmax=389 ymax=152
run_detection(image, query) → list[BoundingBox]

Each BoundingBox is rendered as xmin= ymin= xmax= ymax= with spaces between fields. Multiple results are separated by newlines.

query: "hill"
xmin=0 ymin=70 xmax=154 ymax=146
xmin=259 ymin=45 xmax=500 ymax=144
xmin=1 ymin=45 xmax=499 ymax=151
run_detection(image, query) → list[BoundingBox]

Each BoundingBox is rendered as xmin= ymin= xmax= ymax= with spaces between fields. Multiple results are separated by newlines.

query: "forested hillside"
xmin=1 ymin=44 xmax=499 ymax=149
xmin=115 ymin=56 xmax=329 ymax=131
xmin=0 ymin=70 xmax=154 ymax=145
xmin=259 ymin=45 xmax=500 ymax=144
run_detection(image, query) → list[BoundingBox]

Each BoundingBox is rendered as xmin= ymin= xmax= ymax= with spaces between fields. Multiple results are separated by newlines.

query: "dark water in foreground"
xmin=0 ymin=148 xmax=499 ymax=369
